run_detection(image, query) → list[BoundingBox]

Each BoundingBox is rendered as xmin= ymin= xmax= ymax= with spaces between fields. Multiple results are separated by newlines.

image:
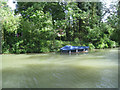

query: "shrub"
xmin=54 ymin=40 xmax=63 ymax=48
xmin=88 ymin=43 xmax=95 ymax=49
xmin=74 ymin=38 xmax=79 ymax=43
xmin=41 ymin=47 xmax=50 ymax=53
xmin=104 ymin=44 xmax=109 ymax=48
xmin=107 ymin=40 xmax=116 ymax=48
xmin=96 ymin=42 xmax=105 ymax=49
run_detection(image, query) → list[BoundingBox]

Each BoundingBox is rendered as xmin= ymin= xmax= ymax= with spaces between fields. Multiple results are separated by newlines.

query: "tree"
xmin=107 ymin=1 xmax=120 ymax=45
xmin=1 ymin=1 xmax=119 ymax=54
xmin=0 ymin=1 xmax=21 ymax=53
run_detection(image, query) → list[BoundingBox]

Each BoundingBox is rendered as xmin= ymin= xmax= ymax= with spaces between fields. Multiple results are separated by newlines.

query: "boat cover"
xmin=60 ymin=45 xmax=89 ymax=51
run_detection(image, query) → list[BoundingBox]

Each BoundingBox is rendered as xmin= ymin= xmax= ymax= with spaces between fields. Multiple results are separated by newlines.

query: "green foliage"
xmin=54 ymin=40 xmax=62 ymax=48
xmin=1 ymin=1 xmax=120 ymax=54
xmin=96 ymin=42 xmax=105 ymax=49
xmin=41 ymin=47 xmax=50 ymax=53
xmin=88 ymin=43 xmax=95 ymax=49
xmin=74 ymin=38 xmax=79 ymax=43
xmin=107 ymin=40 xmax=116 ymax=48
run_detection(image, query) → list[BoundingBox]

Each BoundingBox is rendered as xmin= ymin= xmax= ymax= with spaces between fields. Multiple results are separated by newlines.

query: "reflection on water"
xmin=2 ymin=48 xmax=118 ymax=88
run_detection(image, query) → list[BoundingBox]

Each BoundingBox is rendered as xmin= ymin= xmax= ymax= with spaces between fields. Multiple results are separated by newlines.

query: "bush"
xmin=96 ymin=42 xmax=105 ymax=49
xmin=71 ymin=42 xmax=81 ymax=46
xmin=115 ymin=42 xmax=119 ymax=47
xmin=104 ymin=44 xmax=109 ymax=48
xmin=88 ymin=43 xmax=95 ymax=49
xmin=41 ymin=47 xmax=50 ymax=53
xmin=74 ymin=38 xmax=79 ymax=43
xmin=54 ymin=40 xmax=63 ymax=48
xmin=62 ymin=41 xmax=71 ymax=46
xmin=107 ymin=40 xmax=116 ymax=48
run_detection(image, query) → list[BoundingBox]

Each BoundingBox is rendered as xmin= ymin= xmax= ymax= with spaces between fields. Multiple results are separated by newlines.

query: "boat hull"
xmin=60 ymin=45 xmax=89 ymax=54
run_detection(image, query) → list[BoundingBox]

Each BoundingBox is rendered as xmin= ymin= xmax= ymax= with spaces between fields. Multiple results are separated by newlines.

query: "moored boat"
xmin=60 ymin=45 xmax=89 ymax=54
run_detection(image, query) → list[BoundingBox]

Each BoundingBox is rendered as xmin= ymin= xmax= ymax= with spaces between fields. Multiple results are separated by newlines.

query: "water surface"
xmin=2 ymin=48 xmax=118 ymax=88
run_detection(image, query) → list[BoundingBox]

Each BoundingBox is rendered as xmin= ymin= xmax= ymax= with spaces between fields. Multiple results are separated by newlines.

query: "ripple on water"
xmin=2 ymin=48 xmax=118 ymax=88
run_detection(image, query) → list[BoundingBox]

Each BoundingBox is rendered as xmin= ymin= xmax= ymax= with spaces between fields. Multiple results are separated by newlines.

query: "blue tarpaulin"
xmin=60 ymin=45 xmax=89 ymax=51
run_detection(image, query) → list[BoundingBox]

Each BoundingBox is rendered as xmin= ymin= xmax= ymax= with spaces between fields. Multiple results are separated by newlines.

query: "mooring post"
xmin=76 ymin=49 xmax=78 ymax=55
xmin=76 ymin=49 xmax=78 ymax=53
xmin=69 ymin=50 xmax=71 ymax=54
xmin=83 ymin=49 xmax=85 ymax=51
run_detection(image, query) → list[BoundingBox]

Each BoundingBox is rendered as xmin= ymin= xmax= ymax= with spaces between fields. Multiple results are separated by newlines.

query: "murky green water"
xmin=2 ymin=48 xmax=118 ymax=88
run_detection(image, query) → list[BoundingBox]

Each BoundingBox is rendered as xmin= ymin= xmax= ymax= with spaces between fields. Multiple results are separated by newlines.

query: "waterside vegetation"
xmin=0 ymin=1 xmax=120 ymax=54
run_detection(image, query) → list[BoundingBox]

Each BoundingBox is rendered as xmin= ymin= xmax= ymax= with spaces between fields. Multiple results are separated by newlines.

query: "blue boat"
xmin=60 ymin=45 xmax=89 ymax=53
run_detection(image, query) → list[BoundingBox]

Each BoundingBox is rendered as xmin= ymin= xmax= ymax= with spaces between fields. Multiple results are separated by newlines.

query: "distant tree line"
xmin=0 ymin=1 xmax=120 ymax=53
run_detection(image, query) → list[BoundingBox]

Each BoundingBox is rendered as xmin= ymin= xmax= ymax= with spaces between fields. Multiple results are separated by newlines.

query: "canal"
xmin=2 ymin=48 xmax=118 ymax=88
